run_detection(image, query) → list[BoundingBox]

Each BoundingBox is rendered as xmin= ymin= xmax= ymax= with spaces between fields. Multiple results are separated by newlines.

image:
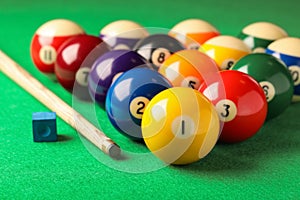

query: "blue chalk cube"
xmin=32 ymin=112 xmax=57 ymax=142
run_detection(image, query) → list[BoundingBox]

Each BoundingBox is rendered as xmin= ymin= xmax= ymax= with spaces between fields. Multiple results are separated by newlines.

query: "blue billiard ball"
xmin=106 ymin=67 xmax=172 ymax=140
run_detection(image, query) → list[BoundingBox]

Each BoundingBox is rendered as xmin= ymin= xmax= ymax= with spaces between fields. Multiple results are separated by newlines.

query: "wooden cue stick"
xmin=0 ymin=50 xmax=121 ymax=158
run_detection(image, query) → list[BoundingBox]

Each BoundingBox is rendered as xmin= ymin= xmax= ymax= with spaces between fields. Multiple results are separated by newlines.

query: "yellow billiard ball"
xmin=201 ymin=35 xmax=251 ymax=70
xmin=141 ymin=87 xmax=220 ymax=165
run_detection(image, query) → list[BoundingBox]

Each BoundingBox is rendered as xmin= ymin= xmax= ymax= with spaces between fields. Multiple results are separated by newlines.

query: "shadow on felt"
xmin=171 ymin=110 xmax=300 ymax=175
xmin=57 ymin=134 xmax=73 ymax=142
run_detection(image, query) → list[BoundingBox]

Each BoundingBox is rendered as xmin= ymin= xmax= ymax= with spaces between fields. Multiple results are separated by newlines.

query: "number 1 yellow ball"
xmin=141 ymin=87 xmax=220 ymax=165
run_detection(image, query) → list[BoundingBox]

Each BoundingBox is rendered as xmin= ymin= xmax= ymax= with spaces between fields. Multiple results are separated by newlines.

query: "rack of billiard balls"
xmin=29 ymin=18 xmax=300 ymax=165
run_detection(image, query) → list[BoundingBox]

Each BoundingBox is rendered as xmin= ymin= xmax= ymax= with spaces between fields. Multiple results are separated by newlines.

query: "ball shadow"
xmin=171 ymin=103 xmax=300 ymax=175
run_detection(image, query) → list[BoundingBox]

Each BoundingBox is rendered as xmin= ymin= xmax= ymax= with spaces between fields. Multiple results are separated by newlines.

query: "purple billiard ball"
xmin=99 ymin=20 xmax=149 ymax=50
xmin=88 ymin=49 xmax=149 ymax=106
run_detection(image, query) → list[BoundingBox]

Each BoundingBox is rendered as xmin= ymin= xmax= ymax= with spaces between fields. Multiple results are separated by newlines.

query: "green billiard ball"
xmin=231 ymin=53 xmax=293 ymax=120
xmin=238 ymin=22 xmax=288 ymax=53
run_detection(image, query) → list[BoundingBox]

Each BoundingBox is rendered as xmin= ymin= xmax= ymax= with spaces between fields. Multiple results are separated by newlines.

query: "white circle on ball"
xmin=129 ymin=96 xmax=150 ymax=119
xmin=289 ymin=65 xmax=300 ymax=86
xmin=259 ymin=81 xmax=276 ymax=102
xmin=215 ymin=99 xmax=237 ymax=122
xmin=181 ymin=76 xmax=200 ymax=89
xmin=112 ymin=72 xmax=123 ymax=84
xmin=151 ymin=48 xmax=171 ymax=67
xmin=113 ymin=44 xmax=130 ymax=50
xmin=75 ymin=67 xmax=90 ymax=86
xmin=187 ymin=43 xmax=200 ymax=50
xmin=39 ymin=45 xmax=57 ymax=65
xmin=252 ymin=47 xmax=266 ymax=53
xmin=221 ymin=58 xmax=235 ymax=70
xmin=171 ymin=115 xmax=195 ymax=139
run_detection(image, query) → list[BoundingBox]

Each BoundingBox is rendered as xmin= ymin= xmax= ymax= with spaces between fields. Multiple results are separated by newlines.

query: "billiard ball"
xmin=106 ymin=68 xmax=172 ymax=140
xmin=266 ymin=37 xmax=300 ymax=102
xmin=238 ymin=21 xmax=288 ymax=53
xmin=72 ymin=40 xmax=111 ymax=101
xmin=141 ymin=87 xmax=220 ymax=165
xmin=199 ymin=70 xmax=268 ymax=143
xmin=158 ymin=50 xmax=220 ymax=90
xmin=88 ymin=50 xmax=148 ymax=106
xmin=30 ymin=19 xmax=85 ymax=78
xmin=169 ymin=18 xmax=220 ymax=50
xmin=100 ymin=20 xmax=149 ymax=50
xmin=201 ymin=35 xmax=251 ymax=70
xmin=55 ymin=35 xmax=106 ymax=92
xmin=134 ymin=34 xmax=185 ymax=69
xmin=231 ymin=53 xmax=293 ymax=120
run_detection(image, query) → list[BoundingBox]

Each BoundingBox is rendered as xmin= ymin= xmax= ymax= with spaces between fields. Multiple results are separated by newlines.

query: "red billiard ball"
xmin=55 ymin=34 xmax=106 ymax=92
xmin=199 ymin=70 xmax=268 ymax=143
xmin=30 ymin=19 xmax=85 ymax=78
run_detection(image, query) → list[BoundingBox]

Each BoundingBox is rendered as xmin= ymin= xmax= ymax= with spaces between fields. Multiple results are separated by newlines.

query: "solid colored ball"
xmin=169 ymin=18 xmax=220 ymax=49
xmin=159 ymin=50 xmax=220 ymax=90
xmin=100 ymin=20 xmax=149 ymax=50
xmin=266 ymin=37 xmax=300 ymax=102
xmin=134 ymin=34 xmax=185 ymax=69
xmin=106 ymin=68 xmax=172 ymax=140
xmin=201 ymin=35 xmax=251 ymax=70
xmin=141 ymin=87 xmax=220 ymax=165
xmin=238 ymin=21 xmax=288 ymax=53
xmin=30 ymin=19 xmax=85 ymax=78
xmin=72 ymin=40 xmax=111 ymax=101
xmin=88 ymin=50 xmax=148 ymax=106
xmin=231 ymin=53 xmax=293 ymax=119
xmin=54 ymin=35 xmax=105 ymax=92
xmin=199 ymin=70 xmax=267 ymax=143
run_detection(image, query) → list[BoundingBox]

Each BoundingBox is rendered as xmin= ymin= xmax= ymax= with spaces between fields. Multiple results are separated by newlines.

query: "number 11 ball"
xmin=199 ymin=70 xmax=267 ymax=143
xmin=30 ymin=19 xmax=85 ymax=77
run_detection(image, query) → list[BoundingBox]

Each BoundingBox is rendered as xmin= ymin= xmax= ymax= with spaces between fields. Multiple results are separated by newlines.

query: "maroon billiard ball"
xmin=199 ymin=70 xmax=268 ymax=143
xmin=30 ymin=19 xmax=85 ymax=78
xmin=54 ymin=34 xmax=107 ymax=93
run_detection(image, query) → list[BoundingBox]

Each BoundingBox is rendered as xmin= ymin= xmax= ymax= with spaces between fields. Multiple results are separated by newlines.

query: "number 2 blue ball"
xmin=106 ymin=68 xmax=172 ymax=140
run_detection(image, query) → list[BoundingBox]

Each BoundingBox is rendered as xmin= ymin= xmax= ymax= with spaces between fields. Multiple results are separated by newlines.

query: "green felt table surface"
xmin=1 ymin=0 xmax=300 ymax=199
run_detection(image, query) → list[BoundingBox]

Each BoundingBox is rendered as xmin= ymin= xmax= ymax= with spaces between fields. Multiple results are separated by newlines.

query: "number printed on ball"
xmin=289 ymin=65 xmax=300 ymax=86
xmin=152 ymin=48 xmax=171 ymax=66
xmin=215 ymin=99 xmax=237 ymax=122
xmin=181 ymin=76 xmax=200 ymax=89
xmin=171 ymin=115 xmax=196 ymax=139
xmin=75 ymin=67 xmax=90 ymax=86
xmin=259 ymin=81 xmax=275 ymax=102
xmin=129 ymin=96 xmax=150 ymax=119
xmin=39 ymin=45 xmax=57 ymax=64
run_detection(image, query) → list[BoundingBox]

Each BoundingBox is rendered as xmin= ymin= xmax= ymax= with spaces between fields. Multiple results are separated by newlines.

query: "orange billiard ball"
xmin=30 ymin=19 xmax=85 ymax=78
xmin=169 ymin=18 xmax=220 ymax=50
xmin=158 ymin=49 xmax=220 ymax=90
